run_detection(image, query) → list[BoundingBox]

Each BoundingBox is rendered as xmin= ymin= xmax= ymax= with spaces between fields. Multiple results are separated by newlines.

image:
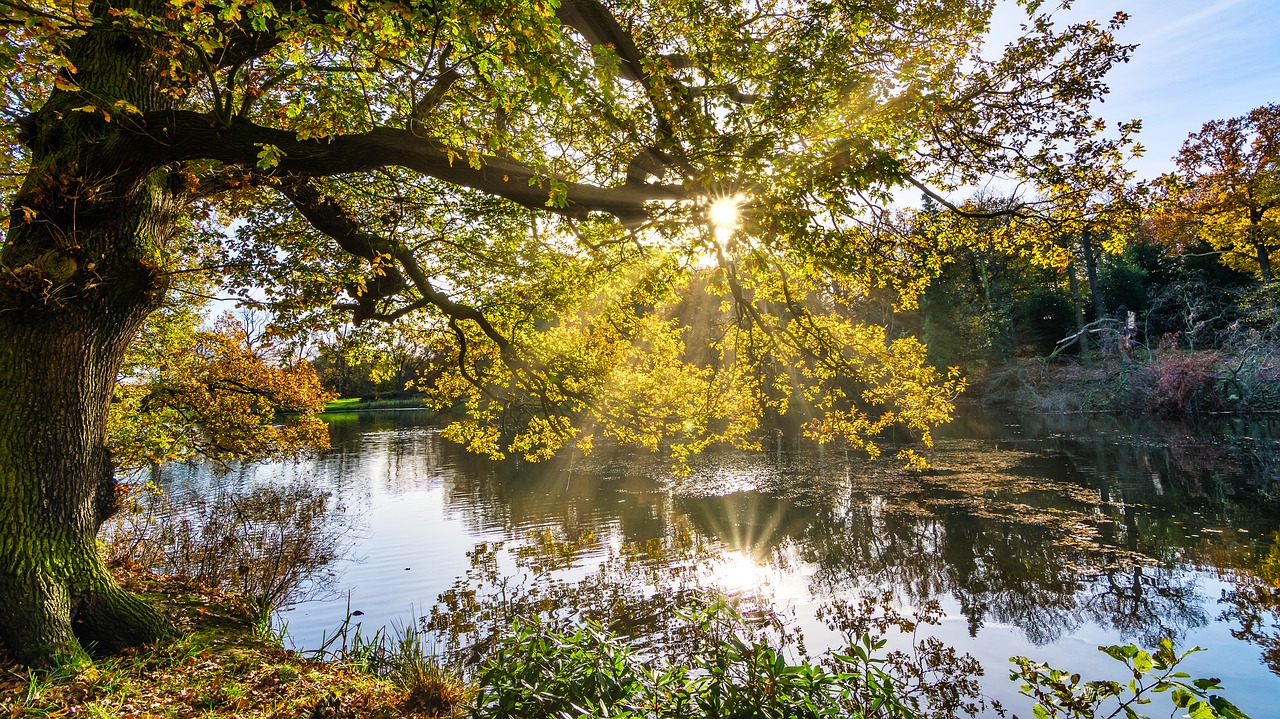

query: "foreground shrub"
xmin=470 ymin=610 xmax=1251 ymax=719
xmin=102 ymin=482 xmax=348 ymax=615
xmin=471 ymin=603 xmax=916 ymax=719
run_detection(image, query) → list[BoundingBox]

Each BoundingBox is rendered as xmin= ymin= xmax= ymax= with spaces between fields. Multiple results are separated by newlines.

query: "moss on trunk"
xmin=0 ymin=305 xmax=176 ymax=665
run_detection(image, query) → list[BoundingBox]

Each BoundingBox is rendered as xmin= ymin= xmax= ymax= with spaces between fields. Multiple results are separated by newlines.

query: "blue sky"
xmin=998 ymin=0 xmax=1280 ymax=180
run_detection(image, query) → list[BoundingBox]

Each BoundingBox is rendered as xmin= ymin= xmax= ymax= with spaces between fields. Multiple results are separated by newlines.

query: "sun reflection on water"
xmin=705 ymin=549 xmax=776 ymax=594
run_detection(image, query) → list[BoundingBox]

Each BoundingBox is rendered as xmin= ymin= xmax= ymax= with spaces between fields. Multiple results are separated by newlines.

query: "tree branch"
xmin=902 ymin=174 xmax=1032 ymax=220
xmin=141 ymin=111 xmax=687 ymax=226
xmin=280 ymin=179 xmax=535 ymax=378
xmin=554 ymin=0 xmax=647 ymax=83
xmin=410 ymin=68 xmax=461 ymax=132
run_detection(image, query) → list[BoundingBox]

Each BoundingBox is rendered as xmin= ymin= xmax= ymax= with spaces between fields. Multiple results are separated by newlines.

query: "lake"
xmin=147 ymin=408 xmax=1280 ymax=717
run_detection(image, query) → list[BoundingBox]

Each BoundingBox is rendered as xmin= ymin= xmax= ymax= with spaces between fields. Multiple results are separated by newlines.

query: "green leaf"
xmin=1188 ymin=700 xmax=1217 ymax=719
xmin=1133 ymin=651 xmax=1153 ymax=674
xmin=1208 ymin=695 xmax=1250 ymax=719
xmin=1172 ymin=688 xmax=1195 ymax=708
xmin=255 ymin=143 xmax=284 ymax=169
xmin=1102 ymin=645 xmax=1139 ymax=662
xmin=1193 ymin=678 xmax=1223 ymax=691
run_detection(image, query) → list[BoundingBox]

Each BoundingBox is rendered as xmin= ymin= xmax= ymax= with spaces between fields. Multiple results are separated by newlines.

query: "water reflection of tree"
xmin=777 ymin=493 xmax=1206 ymax=647
xmin=946 ymin=411 xmax=1280 ymax=647
xmin=315 ymin=410 xmax=1280 ymax=673
xmin=437 ymin=442 xmax=678 ymax=545
xmin=423 ymin=524 xmax=785 ymax=667
xmin=1216 ymin=532 xmax=1280 ymax=675
xmin=976 ymin=411 xmax=1280 ymax=503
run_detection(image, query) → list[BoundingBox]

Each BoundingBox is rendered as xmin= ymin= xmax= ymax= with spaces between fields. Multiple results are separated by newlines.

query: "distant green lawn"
xmin=323 ymin=397 xmax=363 ymax=410
xmin=321 ymin=396 xmax=429 ymax=412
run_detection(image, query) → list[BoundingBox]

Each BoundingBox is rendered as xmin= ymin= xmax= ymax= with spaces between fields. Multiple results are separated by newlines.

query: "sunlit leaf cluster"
xmin=109 ymin=312 xmax=334 ymax=471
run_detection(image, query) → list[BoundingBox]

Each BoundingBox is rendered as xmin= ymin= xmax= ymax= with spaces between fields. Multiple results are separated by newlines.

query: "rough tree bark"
xmin=0 ymin=304 xmax=175 ymax=664
xmin=0 ymin=3 xmax=183 ymax=663
xmin=0 ymin=161 xmax=183 ymax=663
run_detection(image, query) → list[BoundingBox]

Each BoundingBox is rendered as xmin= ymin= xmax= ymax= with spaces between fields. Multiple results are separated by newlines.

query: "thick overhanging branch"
xmin=141 ymin=111 xmax=686 ymax=226
xmin=554 ymin=0 xmax=648 ymax=83
xmin=163 ymin=0 xmax=724 ymax=215
xmin=281 ymin=180 xmax=530 ymax=374
xmin=279 ymin=178 xmax=398 ymax=262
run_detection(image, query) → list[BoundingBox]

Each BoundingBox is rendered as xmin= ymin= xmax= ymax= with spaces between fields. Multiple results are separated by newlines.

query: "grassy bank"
xmin=0 ymin=565 xmax=461 ymax=718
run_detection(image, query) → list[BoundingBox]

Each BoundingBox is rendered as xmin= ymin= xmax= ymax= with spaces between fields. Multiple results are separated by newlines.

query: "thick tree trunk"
xmin=0 ymin=0 xmax=192 ymax=665
xmin=0 ymin=303 xmax=174 ymax=664
xmin=0 ymin=37 xmax=183 ymax=663
xmin=0 ymin=137 xmax=181 ymax=665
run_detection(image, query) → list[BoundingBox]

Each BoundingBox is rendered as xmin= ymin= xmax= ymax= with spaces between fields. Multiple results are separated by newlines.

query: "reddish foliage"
xmin=1145 ymin=351 xmax=1222 ymax=415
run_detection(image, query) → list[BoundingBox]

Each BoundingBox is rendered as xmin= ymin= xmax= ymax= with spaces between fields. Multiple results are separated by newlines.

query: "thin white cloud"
xmin=1132 ymin=0 xmax=1249 ymax=45
xmin=1070 ymin=0 xmax=1280 ymax=177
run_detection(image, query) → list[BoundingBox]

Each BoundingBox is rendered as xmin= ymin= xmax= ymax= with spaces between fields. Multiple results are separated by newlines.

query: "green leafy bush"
xmin=469 ymin=607 xmax=1252 ymax=719
xmin=1010 ymin=639 xmax=1249 ymax=719
xmin=470 ymin=602 xmax=917 ymax=719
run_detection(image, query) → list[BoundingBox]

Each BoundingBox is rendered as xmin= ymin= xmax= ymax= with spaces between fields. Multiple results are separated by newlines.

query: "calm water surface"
xmin=155 ymin=409 xmax=1280 ymax=716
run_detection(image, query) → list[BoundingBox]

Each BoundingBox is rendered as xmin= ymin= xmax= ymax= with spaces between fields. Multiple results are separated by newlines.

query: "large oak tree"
xmin=0 ymin=0 xmax=1131 ymax=664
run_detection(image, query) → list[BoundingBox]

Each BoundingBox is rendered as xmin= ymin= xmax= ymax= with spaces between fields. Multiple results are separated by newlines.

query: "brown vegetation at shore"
xmin=979 ymin=348 xmax=1280 ymax=415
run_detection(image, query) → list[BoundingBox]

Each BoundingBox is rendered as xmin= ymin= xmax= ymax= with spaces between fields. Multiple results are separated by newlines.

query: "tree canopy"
xmin=1164 ymin=103 xmax=1280 ymax=282
xmin=0 ymin=0 xmax=1136 ymax=665
xmin=5 ymin=0 xmax=1134 ymax=459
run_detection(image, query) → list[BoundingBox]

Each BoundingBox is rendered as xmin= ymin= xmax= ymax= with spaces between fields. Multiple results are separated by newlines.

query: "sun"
xmin=707 ymin=196 xmax=743 ymax=232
